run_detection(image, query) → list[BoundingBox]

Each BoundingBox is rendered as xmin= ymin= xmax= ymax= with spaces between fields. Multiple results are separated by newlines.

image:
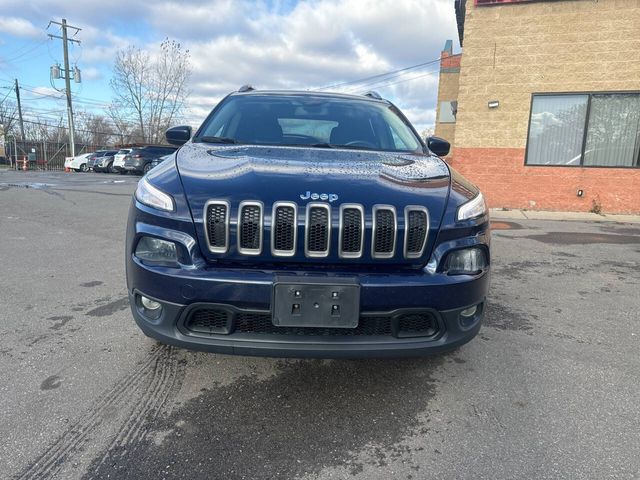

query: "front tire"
xmin=80 ymin=163 xmax=88 ymax=172
xmin=143 ymin=163 xmax=152 ymax=174
xmin=109 ymin=163 xmax=118 ymax=174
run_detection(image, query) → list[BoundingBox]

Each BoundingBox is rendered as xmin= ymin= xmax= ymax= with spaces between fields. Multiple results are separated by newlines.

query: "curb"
xmin=490 ymin=208 xmax=640 ymax=224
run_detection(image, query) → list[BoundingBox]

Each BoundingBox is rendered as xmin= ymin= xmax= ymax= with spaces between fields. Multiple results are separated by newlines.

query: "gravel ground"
xmin=1 ymin=171 xmax=639 ymax=480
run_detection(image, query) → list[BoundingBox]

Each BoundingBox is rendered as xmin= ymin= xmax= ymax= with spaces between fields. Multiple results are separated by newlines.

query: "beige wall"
xmin=455 ymin=0 xmax=640 ymax=149
xmin=434 ymin=62 xmax=460 ymax=146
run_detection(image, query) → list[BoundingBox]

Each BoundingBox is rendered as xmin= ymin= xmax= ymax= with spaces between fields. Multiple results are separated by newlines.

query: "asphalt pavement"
xmin=1 ymin=170 xmax=639 ymax=479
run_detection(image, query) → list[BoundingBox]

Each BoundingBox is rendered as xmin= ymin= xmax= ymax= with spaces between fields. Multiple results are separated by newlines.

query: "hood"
xmin=177 ymin=142 xmax=451 ymax=267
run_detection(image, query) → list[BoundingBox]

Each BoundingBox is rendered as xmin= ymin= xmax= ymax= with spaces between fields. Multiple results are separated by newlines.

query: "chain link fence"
xmin=2 ymin=139 xmax=111 ymax=171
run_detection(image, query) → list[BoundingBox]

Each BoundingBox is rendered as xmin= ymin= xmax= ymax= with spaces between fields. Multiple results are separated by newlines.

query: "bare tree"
xmin=420 ymin=127 xmax=435 ymax=141
xmin=0 ymin=100 xmax=18 ymax=137
xmin=107 ymin=104 xmax=141 ymax=145
xmin=110 ymin=38 xmax=190 ymax=144
xmin=75 ymin=111 xmax=116 ymax=146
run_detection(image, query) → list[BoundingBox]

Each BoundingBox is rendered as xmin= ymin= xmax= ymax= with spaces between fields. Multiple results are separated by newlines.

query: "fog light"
xmin=444 ymin=248 xmax=487 ymax=275
xmin=141 ymin=296 xmax=161 ymax=311
xmin=460 ymin=306 xmax=477 ymax=318
xmin=135 ymin=236 xmax=178 ymax=265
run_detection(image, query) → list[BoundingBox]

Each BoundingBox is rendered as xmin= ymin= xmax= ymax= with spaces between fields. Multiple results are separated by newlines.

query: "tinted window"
xmin=526 ymin=93 xmax=640 ymax=167
xmin=197 ymin=94 xmax=422 ymax=153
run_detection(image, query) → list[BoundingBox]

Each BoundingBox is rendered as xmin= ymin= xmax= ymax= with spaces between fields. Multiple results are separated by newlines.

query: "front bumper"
xmin=127 ymin=254 xmax=489 ymax=358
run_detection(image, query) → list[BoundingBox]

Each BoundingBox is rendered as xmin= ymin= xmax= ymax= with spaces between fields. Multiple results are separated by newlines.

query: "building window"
xmin=439 ymin=101 xmax=457 ymax=124
xmin=526 ymin=93 xmax=640 ymax=167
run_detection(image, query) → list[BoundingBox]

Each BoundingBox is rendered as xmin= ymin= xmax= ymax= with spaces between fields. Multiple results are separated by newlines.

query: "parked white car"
xmin=64 ymin=153 xmax=93 ymax=172
xmin=112 ymin=149 xmax=131 ymax=174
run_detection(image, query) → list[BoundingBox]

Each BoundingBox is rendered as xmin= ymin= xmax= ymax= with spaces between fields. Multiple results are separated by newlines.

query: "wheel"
xmin=143 ymin=163 xmax=152 ymax=174
xmin=109 ymin=162 xmax=118 ymax=174
xmin=119 ymin=170 xmax=127 ymax=175
xmin=80 ymin=163 xmax=88 ymax=172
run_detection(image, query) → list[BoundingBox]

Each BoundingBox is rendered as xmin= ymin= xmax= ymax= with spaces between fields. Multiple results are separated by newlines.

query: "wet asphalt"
xmin=1 ymin=170 xmax=639 ymax=479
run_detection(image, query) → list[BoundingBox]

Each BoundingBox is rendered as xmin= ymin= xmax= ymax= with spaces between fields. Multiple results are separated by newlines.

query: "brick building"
xmin=435 ymin=0 xmax=640 ymax=214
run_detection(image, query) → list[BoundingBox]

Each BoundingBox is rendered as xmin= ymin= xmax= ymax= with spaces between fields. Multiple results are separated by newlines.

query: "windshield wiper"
xmin=309 ymin=143 xmax=336 ymax=148
xmin=328 ymin=144 xmax=377 ymax=151
xmin=199 ymin=136 xmax=239 ymax=144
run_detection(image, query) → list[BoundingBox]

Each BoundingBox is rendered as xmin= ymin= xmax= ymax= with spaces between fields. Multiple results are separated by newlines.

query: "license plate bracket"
xmin=272 ymin=276 xmax=360 ymax=328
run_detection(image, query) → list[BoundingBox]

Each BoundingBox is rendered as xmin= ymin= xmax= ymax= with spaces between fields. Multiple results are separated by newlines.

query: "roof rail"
xmin=363 ymin=91 xmax=383 ymax=100
xmin=238 ymin=84 xmax=255 ymax=92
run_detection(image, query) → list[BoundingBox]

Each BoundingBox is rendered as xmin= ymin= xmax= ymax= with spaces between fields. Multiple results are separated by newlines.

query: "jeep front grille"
xmin=305 ymin=204 xmax=330 ymax=257
xmin=372 ymin=206 xmax=396 ymax=258
xmin=238 ymin=201 xmax=263 ymax=255
xmin=339 ymin=204 xmax=364 ymax=258
xmin=203 ymin=201 xmax=429 ymax=260
xmin=404 ymin=206 xmax=429 ymax=258
xmin=204 ymin=201 xmax=229 ymax=253
xmin=272 ymin=202 xmax=297 ymax=256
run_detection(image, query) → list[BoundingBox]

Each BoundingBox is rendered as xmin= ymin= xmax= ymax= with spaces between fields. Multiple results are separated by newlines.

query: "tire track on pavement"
xmin=16 ymin=344 xmax=182 ymax=480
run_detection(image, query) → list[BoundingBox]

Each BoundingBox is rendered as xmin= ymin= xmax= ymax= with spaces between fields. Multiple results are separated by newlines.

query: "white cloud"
xmin=81 ymin=66 xmax=102 ymax=81
xmin=0 ymin=16 xmax=42 ymax=39
xmin=174 ymin=0 xmax=456 ymax=130
xmin=0 ymin=0 xmax=458 ymax=132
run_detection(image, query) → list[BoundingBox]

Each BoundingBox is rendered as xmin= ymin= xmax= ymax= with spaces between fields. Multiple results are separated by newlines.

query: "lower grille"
xmin=396 ymin=312 xmax=438 ymax=338
xmin=187 ymin=309 xmax=232 ymax=334
xmin=183 ymin=308 xmax=440 ymax=339
xmin=235 ymin=313 xmax=392 ymax=336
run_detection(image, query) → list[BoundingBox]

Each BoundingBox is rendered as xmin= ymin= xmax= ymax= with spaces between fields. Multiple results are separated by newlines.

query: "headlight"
xmin=135 ymin=177 xmax=174 ymax=212
xmin=444 ymin=247 xmax=487 ymax=275
xmin=456 ymin=192 xmax=487 ymax=221
xmin=135 ymin=236 xmax=178 ymax=265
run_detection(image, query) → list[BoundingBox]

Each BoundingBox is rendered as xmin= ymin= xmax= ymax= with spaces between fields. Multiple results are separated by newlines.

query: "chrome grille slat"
xmin=272 ymin=202 xmax=297 ymax=256
xmin=238 ymin=201 xmax=263 ymax=255
xmin=305 ymin=203 xmax=330 ymax=257
xmin=404 ymin=206 xmax=429 ymax=259
xmin=204 ymin=200 xmax=230 ymax=253
xmin=372 ymin=205 xmax=397 ymax=259
xmin=339 ymin=204 xmax=364 ymax=258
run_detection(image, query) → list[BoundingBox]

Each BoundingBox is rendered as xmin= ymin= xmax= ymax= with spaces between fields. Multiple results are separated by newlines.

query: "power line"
xmin=315 ymin=57 xmax=442 ymax=91
xmin=351 ymin=68 xmax=440 ymax=94
xmin=20 ymin=117 xmax=123 ymax=137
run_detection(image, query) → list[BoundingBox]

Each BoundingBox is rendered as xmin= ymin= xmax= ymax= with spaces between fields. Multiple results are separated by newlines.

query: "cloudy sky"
xmin=0 ymin=0 xmax=459 ymax=133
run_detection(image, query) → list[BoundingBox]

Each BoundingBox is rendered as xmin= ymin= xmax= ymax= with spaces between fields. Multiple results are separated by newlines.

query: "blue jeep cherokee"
xmin=126 ymin=88 xmax=490 ymax=358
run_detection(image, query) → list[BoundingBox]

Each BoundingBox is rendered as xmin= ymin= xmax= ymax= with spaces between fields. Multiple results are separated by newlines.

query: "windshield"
xmin=195 ymin=94 xmax=423 ymax=153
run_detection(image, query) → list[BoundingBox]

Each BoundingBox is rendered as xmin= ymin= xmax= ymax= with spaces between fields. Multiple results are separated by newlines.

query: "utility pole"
xmin=14 ymin=79 xmax=25 ymax=140
xmin=47 ymin=18 xmax=81 ymax=157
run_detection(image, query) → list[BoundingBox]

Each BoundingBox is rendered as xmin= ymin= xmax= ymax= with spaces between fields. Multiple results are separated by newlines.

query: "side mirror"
xmin=165 ymin=125 xmax=192 ymax=146
xmin=427 ymin=136 xmax=450 ymax=157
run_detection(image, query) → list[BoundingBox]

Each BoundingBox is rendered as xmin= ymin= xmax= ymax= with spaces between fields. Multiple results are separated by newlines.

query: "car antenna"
xmin=363 ymin=91 xmax=383 ymax=100
xmin=238 ymin=84 xmax=255 ymax=92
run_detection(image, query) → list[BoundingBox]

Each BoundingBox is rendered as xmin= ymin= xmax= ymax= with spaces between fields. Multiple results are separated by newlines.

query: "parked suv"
xmin=112 ymin=149 xmax=132 ymax=174
xmin=88 ymin=150 xmax=118 ymax=172
xmin=126 ymin=88 xmax=490 ymax=358
xmin=123 ymin=145 xmax=177 ymax=174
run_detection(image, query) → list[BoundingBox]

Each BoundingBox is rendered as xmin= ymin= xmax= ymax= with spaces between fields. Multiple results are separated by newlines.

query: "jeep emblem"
xmin=300 ymin=191 xmax=339 ymax=202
